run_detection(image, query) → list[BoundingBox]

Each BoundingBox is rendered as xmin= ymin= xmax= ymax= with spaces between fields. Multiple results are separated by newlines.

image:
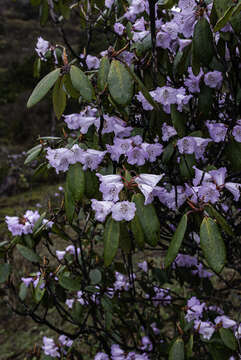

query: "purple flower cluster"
xmin=42 ymin=335 xmax=73 ymax=358
xmin=106 ymin=136 xmax=163 ymax=165
xmin=174 ymin=254 xmax=212 ymax=278
xmin=95 ymin=343 xmax=150 ymax=360
xmin=137 ymin=86 xmax=192 ymax=114
xmin=46 ymin=145 xmax=106 ymax=173
xmin=177 ymin=136 xmax=211 ymax=159
xmin=185 ymin=297 xmax=236 ymax=340
xmin=188 ymin=166 xmax=241 ymax=204
xmin=5 ymin=210 xmax=53 ymax=236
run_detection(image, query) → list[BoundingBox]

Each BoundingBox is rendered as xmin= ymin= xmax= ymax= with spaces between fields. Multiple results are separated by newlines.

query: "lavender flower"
xmin=141 ymin=143 xmax=163 ymax=162
xmin=232 ymin=124 xmax=241 ymax=142
xmin=95 ymin=353 xmax=109 ymax=360
xmin=86 ymin=55 xmax=100 ymax=70
xmin=184 ymin=67 xmax=203 ymax=93
xmin=114 ymin=22 xmax=125 ymax=35
xmin=111 ymin=201 xmax=136 ymax=221
xmin=127 ymin=146 xmax=147 ymax=166
xmin=35 ymin=37 xmax=49 ymax=60
xmin=161 ymin=123 xmax=177 ymax=141
xmin=91 ymin=199 xmax=114 ymax=222
xmin=194 ymin=321 xmax=215 ymax=340
xmin=177 ymin=136 xmax=196 ymax=154
xmin=81 ymin=149 xmax=106 ymax=170
xmin=206 ymin=122 xmax=227 ymax=142
xmin=198 ymin=182 xmax=220 ymax=204
xmin=138 ymin=261 xmax=148 ymax=272
xmin=59 ymin=335 xmax=73 ymax=347
xmin=215 ymin=316 xmax=236 ymax=328
xmin=204 ymin=71 xmax=223 ymax=89
xmin=42 ymin=337 xmax=60 ymax=358
xmin=97 ymin=173 xmax=124 ymax=202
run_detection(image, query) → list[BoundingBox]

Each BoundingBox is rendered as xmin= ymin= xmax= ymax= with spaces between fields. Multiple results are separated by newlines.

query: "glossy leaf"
xmin=24 ymin=145 xmax=42 ymax=165
xmin=64 ymin=181 xmax=75 ymax=224
xmin=0 ymin=263 xmax=11 ymax=283
xmin=59 ymin=274 xmax=81 ymax=291
xmin=193 ymin=17 xmax=215 ymax=67
xmin=89 ymin=269 xmax=102 ymax=285
xmin=169 ymin=337 xmax=185 ymax=360
xmin=52 ymin=76 xmax=66 ymax=119
xmin=97 ymin=56 xmax=110 ymax=92
xmin=104 ymin=217 xmax=120 ymax=267
xmin=165 ymin=214 xmax=187 ymax=268
xmin=219 ymin=328 xmax=237 ymax=350
xmin=213 ymin=5 xmax=234 ymax=32
xmin=131 ymin=214 xmax=145 ymax=249
xmin=63 ymin=74 xmax=80 ymax=98
xmin=171 ymin=104 xmax=186 ymax=137
xmin=200 ymin=217 xmax=226 ymax=273
xmin=205 ymin=204 xmax=234 ymax=237
xmin=27 ymin=68 xmax=61 ymax=108
xmin=19 ymin=282 xmax=28 ymax=301
xmin=16 ymin=244 xmax=41 ymax=263
xmin=119 ymin=223 xmax=132 ymax=253
xmin=107 ymin=60 xmax=133 ymax=105
xmin=66 ymin=163 xmax=85 ymax=203
xmin=132 ymin=194 xmax=160 ymax=246
xmin=70 ymin=65 xmax=94 ymax=101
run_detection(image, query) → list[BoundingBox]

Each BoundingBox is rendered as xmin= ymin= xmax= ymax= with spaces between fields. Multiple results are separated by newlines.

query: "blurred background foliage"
xmin=0 ymin=1 xmax=100 ymax=357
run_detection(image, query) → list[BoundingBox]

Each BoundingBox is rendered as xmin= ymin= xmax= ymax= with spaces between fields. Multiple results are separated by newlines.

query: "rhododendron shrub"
xmin=2 ymin=0 xmax=241 ymax=358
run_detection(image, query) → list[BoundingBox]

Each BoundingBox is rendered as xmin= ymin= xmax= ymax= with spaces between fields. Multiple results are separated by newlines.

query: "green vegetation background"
xmin=0 ymin=1 xmax=103 ymax=358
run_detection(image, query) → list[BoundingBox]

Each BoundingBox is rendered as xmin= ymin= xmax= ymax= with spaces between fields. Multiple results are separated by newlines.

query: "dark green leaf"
xmin=84 ymin=170 xmax=99 ymax=199
xmin=225 ymin=139 xmax=241 ymax=171
xmin=179 ymin=154 xmax=195 ymax=179
xmin=219 ymin=328 xmax=237 ymax=350
xmin=107 ymin=60 xmax=133 ymax=105
xmin=214 ymin=6 xmax=234 ymax=32
xmin=165 ymin=214 xmax=188 ymax=268
xmin=24 ymin=146 xmax=42 ymax=165
xmin=200 ymin=217 xmax=226 ymax=273
xmin=104 ymin=217 xmax=120 ymax=266
xmin=16 ymin=244 xmax=41 ymax=263
xmin=119 ymin=223 xmax=132 ymax=253
xmin=89 ymin=269 xmax=102 ymax=285
xmin=59 ymin=274 xmax=81 ymax=291
xmin=132 ymin=194 xmax=160 ymax=246
xmin=171 ymin=105 xmax=186 ymax=137
xmin=97 ymin=56 xmax=110 ymax=92
xmin=64 ymin=181 xmax=75 ymax=223
xmin=205 ymin=204 xmax=234 ymax=237
xmin=131 ymin=214 xmax=145 ymax=249
xmin=162 ymin=142 xmax=175 ymax=164
xmin=66 ymin=163 xmax=85 ymax=203
xmin=0 ymin=263 xmax=11 ymax=283
xmin=53 ymin=76 xmax=66 ymax=119
xmin=63 ymin=74 xmax=80 ymax=98
xmin=193 ymin=17 xmax=215 ymax=67
xmin=19 ymin=282 xmax=28 ymax=301
xmin=70 ymin=65 xmax=94 ymax=101
xmin=27 ymin=68 xmax=61 ymax=108
xmin=169 ymin=337 xmax=185 ymax=360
